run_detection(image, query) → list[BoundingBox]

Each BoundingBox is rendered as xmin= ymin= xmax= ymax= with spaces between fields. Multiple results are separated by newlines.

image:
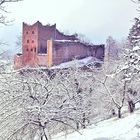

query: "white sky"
xmin=0 ymin=0 xmax=139 ymax=51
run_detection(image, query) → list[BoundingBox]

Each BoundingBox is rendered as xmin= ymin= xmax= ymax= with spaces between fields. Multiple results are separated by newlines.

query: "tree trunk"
xmin=76 ymin=122 xmax=79 ymax=130
xmin=118 ymin=108 xmax=121 ymax=118
xmin=43 ymin=128 xmax=49 ymax=140
xmin=41 ymin=136 xmax=43 ymax=140
xmin=128 ymin=100 xmax=135 ymax=113
xmin=111 ymin=109 xmax=116 ymax=116
xmin=44 ymin=134 xmax=48 ymax=140
xmin=82 ymin=113 xmax=86 ymax=129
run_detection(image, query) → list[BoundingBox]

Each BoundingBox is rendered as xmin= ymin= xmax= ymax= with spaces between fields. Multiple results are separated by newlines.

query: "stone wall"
xmin=52 ymin=41 xmax=104 ymax=66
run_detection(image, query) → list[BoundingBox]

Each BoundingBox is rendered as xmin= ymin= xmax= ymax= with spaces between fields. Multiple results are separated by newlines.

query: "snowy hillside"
xmin=51 ymin=57 xmax=103 ymax=69
xmin=52 ymin=108 xmax=140 ymax=140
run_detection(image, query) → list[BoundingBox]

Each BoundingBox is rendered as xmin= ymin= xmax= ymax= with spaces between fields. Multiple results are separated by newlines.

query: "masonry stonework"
xmin=14 ymin=21 xmax=105 ymax=69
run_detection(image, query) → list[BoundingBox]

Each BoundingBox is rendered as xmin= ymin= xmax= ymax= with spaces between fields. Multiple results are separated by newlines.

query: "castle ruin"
xmin=14 ymin=21 xmax=104 ymax=69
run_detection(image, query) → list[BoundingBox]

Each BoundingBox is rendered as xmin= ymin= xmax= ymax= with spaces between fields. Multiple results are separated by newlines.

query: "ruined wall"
xmin=55 ymin=30 xmax=78 ymax=41
xmin=52 ymin=41 xmax=99 ymax=65
xmin=52 ymin=41 xmax=105 ymax=66
xmin=95 ymin=46 xmax=104 ymax=60
xmin=37 ymin=22 xmax=77 ymax=54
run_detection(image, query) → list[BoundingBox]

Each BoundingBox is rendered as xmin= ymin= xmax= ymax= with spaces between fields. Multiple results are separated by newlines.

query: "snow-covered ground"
xmin=52 ymin=109 xmax=140 ymax=140
xmin=51 ymin=56 xmax=102 ymax=69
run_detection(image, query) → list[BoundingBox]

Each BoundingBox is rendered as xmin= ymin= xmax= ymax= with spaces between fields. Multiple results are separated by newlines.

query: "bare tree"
xmin=0 ymin=67 xmax=98 ymax=139
xmin=105 ymin=36 xmax=119 ymax=63
xmin=0 ymin=0 xmax=22 ymax=25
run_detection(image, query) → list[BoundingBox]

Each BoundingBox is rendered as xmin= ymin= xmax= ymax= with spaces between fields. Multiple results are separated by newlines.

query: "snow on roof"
xmin=54 ymin=40 xmax=79 ymax=43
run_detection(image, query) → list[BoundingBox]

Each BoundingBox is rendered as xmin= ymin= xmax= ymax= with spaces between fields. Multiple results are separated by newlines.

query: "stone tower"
xmin=22 ymin=21 xmax=56 ymax=67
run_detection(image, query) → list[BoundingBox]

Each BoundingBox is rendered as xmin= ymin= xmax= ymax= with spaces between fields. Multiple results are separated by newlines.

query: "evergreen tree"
xmin=128 ymin=17 xmax=140 ymax=47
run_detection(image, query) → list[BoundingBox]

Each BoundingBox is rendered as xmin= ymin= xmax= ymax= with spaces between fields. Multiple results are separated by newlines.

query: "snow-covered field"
xmin=52 ymin=109 xmax=140 ymax=140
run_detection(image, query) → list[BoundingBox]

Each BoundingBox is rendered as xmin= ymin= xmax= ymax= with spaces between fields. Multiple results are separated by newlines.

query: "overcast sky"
xmin=0 ymin=0 xmax=139 ymax=51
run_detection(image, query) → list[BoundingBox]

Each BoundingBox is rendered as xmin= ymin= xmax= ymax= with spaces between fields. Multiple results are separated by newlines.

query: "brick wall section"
xmin=38 ymin=22 xmax=55 ymax=54
xmin=22 ymin=22 xmax=38 ymax=67
xmin=37 ymin=54 xmax=48 ymax=66
xmin=47 ymin=40 xmax=53 ymax=67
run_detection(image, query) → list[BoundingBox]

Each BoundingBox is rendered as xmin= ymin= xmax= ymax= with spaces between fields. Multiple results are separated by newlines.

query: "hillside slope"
xmin=52 ymin=108 xmax=140 ymax=140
